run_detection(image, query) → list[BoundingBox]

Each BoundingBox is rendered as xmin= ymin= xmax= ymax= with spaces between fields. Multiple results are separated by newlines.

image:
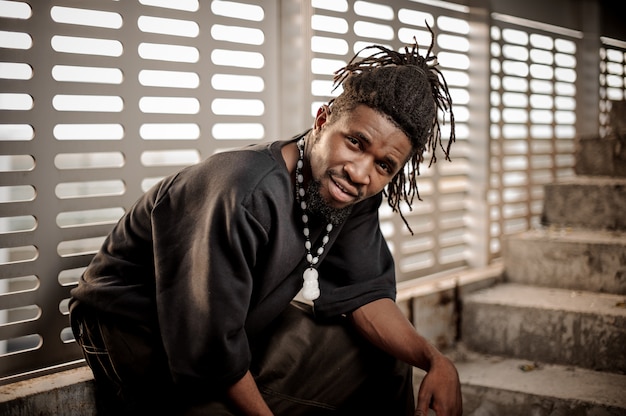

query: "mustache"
xmin=328 ymin=169 xmax=363 ymax=199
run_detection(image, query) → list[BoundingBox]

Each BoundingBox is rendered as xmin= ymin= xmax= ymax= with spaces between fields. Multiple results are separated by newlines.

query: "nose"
xmin=344 ymin=155 xmax=371 ymax=186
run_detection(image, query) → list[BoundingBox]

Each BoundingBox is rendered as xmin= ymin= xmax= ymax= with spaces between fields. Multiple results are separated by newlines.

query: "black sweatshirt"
xmin=70 ymin=135 xmax=396 ymax=391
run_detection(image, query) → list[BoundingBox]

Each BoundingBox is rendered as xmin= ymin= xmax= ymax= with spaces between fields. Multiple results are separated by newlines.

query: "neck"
xmin=281 ymin=141 xmax=300 ymax=192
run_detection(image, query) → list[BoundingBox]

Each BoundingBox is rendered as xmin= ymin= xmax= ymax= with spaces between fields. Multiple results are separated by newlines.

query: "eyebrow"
xmin=355 ymin=131 xmax=371 ymax=145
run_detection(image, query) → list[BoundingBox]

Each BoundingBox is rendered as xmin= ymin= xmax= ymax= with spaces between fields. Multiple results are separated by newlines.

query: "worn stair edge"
xmin=396 ymin=261 xmax=504 ymax=302
xmin=0 ymin=366 xmax=96 ymax=416
xmin=541 ymin=176 xmax=626 ymax=231
xmin=503 ymin=228 xmax=626 ymax=295
xmin=461 ymin=283 xmax=626 ymax=374
xmin=449 ymin=348 xmax=626 ymax=416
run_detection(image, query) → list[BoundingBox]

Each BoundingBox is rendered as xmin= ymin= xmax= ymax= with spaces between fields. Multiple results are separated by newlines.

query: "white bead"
xmin=303 ymin=228 xmax=309 ymax=237
xmin=326 ymin=224 xmax=333 ymax=232
xmin=311 ymin=257 xmax=319 ymax=264
xmin=317 ymin=247 xmax=324 ymax=255
xmin=305 ymin=241 xmax=311 ymax=250
xmin=301 ymin=201 xmax=307 ymax=210
xmin=297 ymin=173 xmax=303 ymax=183
xmin=299 ymin=188 xmax=305 ymax=197
xmin=302 ymin=214 xmax=308 ymax=223
xmin=297 ymin=160 xmax=303 ymax=169
xmin=306 ymin=253 xmax=313 ymax=262
xmin=322 ymin=235 xmax=329 ymax=244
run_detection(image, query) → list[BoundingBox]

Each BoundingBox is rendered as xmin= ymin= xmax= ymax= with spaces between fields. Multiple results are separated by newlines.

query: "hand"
xmin=415 ymin=354 xmax=462 ymax=416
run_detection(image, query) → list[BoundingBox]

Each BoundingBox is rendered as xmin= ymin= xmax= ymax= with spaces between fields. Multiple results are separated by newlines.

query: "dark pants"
xmin=71 ymin=301 xmax=414 ymax=415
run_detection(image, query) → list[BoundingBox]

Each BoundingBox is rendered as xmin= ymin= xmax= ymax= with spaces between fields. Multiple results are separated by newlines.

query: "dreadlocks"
xmin=329 ymin=24 xmax=455 ymax=233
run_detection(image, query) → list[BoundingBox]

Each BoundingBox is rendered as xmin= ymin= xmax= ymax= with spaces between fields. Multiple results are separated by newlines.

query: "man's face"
xmin=306 ymin=104 xmax=412 ymax=218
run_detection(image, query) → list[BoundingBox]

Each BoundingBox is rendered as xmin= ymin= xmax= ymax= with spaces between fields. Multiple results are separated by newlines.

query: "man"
xmin=69 ymin=32 xmax=462 ymax=415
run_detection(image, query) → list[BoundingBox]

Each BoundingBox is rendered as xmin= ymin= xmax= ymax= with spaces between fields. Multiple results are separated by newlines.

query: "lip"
xmin=328 ymin=176 xmax=358 ymax=204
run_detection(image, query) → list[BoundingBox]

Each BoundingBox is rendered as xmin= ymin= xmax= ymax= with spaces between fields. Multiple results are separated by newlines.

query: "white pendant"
xmin=303 ymin=267 xmax=318 ymax=281
xmin=302 ymin=267 xmax=320 ymax=300
xmin=302 ymin=286 xmax=320 ymax=301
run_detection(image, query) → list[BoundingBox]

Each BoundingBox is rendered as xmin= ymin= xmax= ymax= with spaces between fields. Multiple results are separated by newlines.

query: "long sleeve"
xmin=150 ymin=148 xmax=304 ymax=389
xmin=71 ymin=142 xmax=306 ymax=391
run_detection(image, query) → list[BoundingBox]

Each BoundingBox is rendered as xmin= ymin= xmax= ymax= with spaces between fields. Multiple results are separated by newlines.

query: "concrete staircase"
xmin=454 ymin=133 xmax=626 ymax=415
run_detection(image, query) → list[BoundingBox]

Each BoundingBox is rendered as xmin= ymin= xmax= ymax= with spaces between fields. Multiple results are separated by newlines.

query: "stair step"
xmin=503 ymin=228 xmax=626 ymax=295
xmin=461 ymin=283 xmax=626 ymax=373
xmin=541 ymin=176 xmax=626 ymax=231
xmin=448 ymin=348 xmax=626 ymax=416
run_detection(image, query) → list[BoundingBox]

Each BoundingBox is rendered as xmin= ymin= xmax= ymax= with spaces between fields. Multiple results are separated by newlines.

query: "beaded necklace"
xmin=295 ymin=138 xmax=333 ymax=301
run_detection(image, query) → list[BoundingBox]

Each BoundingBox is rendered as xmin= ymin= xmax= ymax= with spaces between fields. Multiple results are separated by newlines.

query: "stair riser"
xmin=504 ymin=236 xmax=626 ymax=295
xmin=462 ymin=303 xmax=626 ymax=373
xmin=541 ymin=182 xmax=626 ymax=231
xmin=575 ymin=136 xmax=626 ymax=178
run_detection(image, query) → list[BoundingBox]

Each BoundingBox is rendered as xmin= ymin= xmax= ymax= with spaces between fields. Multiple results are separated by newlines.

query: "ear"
xmin=314 ymin=104 xmax=331 ymax=131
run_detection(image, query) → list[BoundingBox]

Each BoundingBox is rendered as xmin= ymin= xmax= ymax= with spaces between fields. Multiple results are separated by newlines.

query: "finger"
xmin=414 ymin=407 xmax=427 ymax=416
xmin=415 ymin=393 xmax=431 ymax=416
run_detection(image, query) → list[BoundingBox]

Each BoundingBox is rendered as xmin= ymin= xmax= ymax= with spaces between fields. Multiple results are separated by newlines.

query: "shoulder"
xmin=152 ymin=141 xmax=291 ymax=218
xmin=200 ymin=143 xmax=277 ymax=181
xmin=161 ymin=142 xmax=281 ymax=195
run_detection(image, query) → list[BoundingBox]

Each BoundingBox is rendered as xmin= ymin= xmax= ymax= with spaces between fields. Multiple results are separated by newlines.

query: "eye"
xmin=346 ymin=136 xmax=360 ymax=147
xmin=377 ymin=161 xmax=392 ymax=174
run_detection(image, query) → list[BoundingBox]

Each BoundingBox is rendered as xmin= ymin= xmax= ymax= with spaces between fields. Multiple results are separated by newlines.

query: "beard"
xmin=306 ymin=179 xmax=353 ymax=226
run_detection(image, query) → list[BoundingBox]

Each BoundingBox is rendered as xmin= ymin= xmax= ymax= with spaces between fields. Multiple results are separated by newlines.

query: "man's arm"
xmin=226 ymin=370 xmax=274 ymax=416
xmin=350 ymin=298 xmax=462 ymax=416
